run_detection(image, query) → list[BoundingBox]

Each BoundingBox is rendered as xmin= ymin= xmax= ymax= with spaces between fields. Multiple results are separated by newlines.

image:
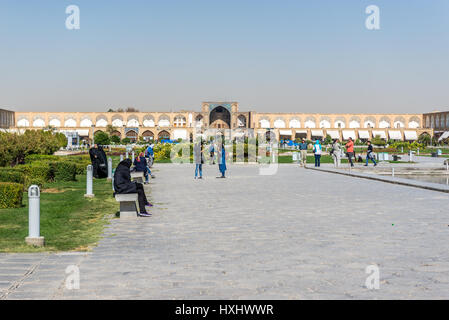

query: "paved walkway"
xmin=1 ymin=163 xmax=449 ymax=299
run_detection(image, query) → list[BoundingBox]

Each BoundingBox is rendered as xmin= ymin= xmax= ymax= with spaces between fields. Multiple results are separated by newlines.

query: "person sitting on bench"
xmin=114 ymin=158 xmax=152 ymax=217
xmin=133 ymin=152 xmax=152 ymax=183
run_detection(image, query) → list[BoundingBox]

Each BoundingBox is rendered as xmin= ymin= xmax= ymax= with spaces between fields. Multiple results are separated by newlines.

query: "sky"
xmin=0 ymin=0 xmax=448 ymax=114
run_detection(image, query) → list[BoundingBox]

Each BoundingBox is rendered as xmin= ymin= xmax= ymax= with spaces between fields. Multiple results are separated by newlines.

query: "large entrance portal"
xmin=209 ymin=106 xmax=231 ymax=129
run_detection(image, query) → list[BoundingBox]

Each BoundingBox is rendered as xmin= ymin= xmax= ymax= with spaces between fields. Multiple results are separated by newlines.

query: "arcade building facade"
xmin=3 ymin=102 xmax=434 ymax=144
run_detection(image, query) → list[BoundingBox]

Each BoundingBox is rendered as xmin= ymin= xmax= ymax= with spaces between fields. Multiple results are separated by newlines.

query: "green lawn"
xmin=0 ymin=174 xmax=119 ymax=253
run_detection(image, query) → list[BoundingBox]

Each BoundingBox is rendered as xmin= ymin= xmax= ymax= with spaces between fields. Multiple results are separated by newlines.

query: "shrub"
xmin=371 ymin=135 xmax=386 ymax=146
xmin=19 ymin=162 xmax=54 ymax=183
xmin=25 ymin=154 xmax=61 ymax=163
xmin=73 ymin=161 xmax=91 ymax=175
xmin=153 ymin=143 xmax=172 ymax=160
xmin=0 ymin=182 xmax=24 ymax=209
xmin=26 ymin=177 xmax=46 ymax=189
xmin=51 ymin=161 xmax=77 ymax=182
xmin=0 ymin=168 xmax=26 ymax=185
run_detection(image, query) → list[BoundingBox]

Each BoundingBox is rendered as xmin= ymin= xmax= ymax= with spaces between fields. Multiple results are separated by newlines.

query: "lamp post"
xmin=25 ymin=185 xmax=44 ymax=246
xmin=91 ymin=124 xmax=95 ymax=145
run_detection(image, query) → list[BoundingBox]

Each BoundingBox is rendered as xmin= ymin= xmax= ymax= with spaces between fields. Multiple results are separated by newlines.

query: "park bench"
xmin=130 ymin=171 xmax=144 ymax=183
xmin=114 ymin=193 xmax=139 ymax=218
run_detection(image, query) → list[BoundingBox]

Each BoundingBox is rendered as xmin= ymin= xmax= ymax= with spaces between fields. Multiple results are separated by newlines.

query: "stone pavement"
xmin=1 ymin=163 xmax=449 ymax=299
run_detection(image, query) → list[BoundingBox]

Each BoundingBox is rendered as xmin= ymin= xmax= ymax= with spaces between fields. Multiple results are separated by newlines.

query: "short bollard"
xmin=84 ymin=165 xmax=95 ymax=198
xmin=107 ymin=157 xmax=112 ymax=181
xmin=392 ymin=168 xmax=395 ymax=177
xmin=409 ymin=150 xmax=413 ymax=162
xmin=120 ymin=154 xmax=124 ymax=162
xmin=25 ymin=185 xmax=44 ymax=247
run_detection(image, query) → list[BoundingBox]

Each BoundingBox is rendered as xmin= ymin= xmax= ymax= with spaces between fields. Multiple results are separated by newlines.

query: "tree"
xmin=323 ymin=134 xmax=332 ymax=145
xmin=106 ymin=124 xmax=117 ymax=136
xmin=418 ymin=133 xmax=431 ymax=146
xmin=0 ymin=130 xmax=65 ymax=166
xmin=121 ymin=137 xmax=131 ymax=144
xmin=55 ymin=132 xmax=68 ymax=148
xmin=94 ymin=131 xmax=110 ymax=145
xmin=126 ymin=107 xmax=139 ymax=112
xmin=371 ymin=135 xmax=386 ymax=147
xmin=110 ymin=135 xmax=120 ymax=144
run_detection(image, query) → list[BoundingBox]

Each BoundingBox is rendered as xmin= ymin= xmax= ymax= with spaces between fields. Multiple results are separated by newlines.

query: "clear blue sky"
xmin=1 ymin=0 xmax=448 ymax=113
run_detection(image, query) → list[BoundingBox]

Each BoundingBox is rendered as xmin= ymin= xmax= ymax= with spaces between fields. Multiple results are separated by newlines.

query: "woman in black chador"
xmin=96 ymin=145 xmax=108 ymax=178
xmin=89 ymin=144 xmax=108 ymax=178
xmin=113 ymin=159 xmax=152 ymax=217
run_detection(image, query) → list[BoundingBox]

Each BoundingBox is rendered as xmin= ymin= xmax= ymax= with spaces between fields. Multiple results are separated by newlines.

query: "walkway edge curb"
xmin=305 ymin=166 xmax=449 ymax=194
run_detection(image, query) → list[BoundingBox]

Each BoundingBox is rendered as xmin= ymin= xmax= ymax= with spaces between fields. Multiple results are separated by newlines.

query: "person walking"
xmin=145 ymin=143 xmax=154 ymax=168
xmin=194 ymin=140 xmax=204 ymax=179
xmin=364 ymin=141 xmax=377 ymax=166
xmin=298 ymin=138 xmax=308 ymax=167
xmin=345 ymin=137 xmax=355 ymax=167
xmin=332 ymin=138 xmax=342 ymax=168
xmin=313 ymin=140 xmax=322 ymax=167
xmin=209 ymin=142 xmax=215 ymax=165
xmin=217 ymin=143 xmax=227 ymax=178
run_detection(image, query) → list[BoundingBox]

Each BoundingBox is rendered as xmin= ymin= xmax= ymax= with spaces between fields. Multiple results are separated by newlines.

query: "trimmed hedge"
xmin=25 ymin=154 xmax=61 ymax=163
xmin=0 ymin=168 xmax=26 ymax=184
xmin=74 ymin=162 xmax=91 ymax=175
xmin=25 ymin=154 xmax=90 ymax=175
xmin=51 ymin=161 xmax=77 ymax=182
xmin=20 ymin=162 xmax=54 ymax=183
xmin=0 ymin=182 xmax=24 ymax=209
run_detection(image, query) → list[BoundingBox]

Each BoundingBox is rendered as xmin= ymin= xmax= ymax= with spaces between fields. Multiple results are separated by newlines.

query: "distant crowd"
xmin=298 ymin=137 xmax=377 ymax=168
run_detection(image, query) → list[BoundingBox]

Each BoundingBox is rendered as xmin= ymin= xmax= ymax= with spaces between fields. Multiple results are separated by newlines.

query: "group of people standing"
xmin=297 ymin=137 xmax=377 ymax=168
xmin=330 ymin=137 xmax=377 ymax=168
xmin=194 ymin=140 xmax=227 ymax=179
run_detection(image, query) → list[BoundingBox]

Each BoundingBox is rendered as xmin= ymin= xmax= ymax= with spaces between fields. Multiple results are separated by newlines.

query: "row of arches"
xmin=15 ymin=113 xmax=422 ymax=130
xmin=16 ymin=114 xmax=189 ymax=128
xmin=257 ymin=116 xmax=421 ymax=129
xmin=94 ymin=129 xmax=171 ymax=141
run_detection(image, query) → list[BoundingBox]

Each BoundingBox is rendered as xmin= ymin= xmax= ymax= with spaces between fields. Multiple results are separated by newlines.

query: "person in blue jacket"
xmin=217 ymin=143 xmax=227 ymax=178
xmin=313 ymin=140 xmax=322 ymax=167
xmin=134 ymin=152 xmax=152 ymax=184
